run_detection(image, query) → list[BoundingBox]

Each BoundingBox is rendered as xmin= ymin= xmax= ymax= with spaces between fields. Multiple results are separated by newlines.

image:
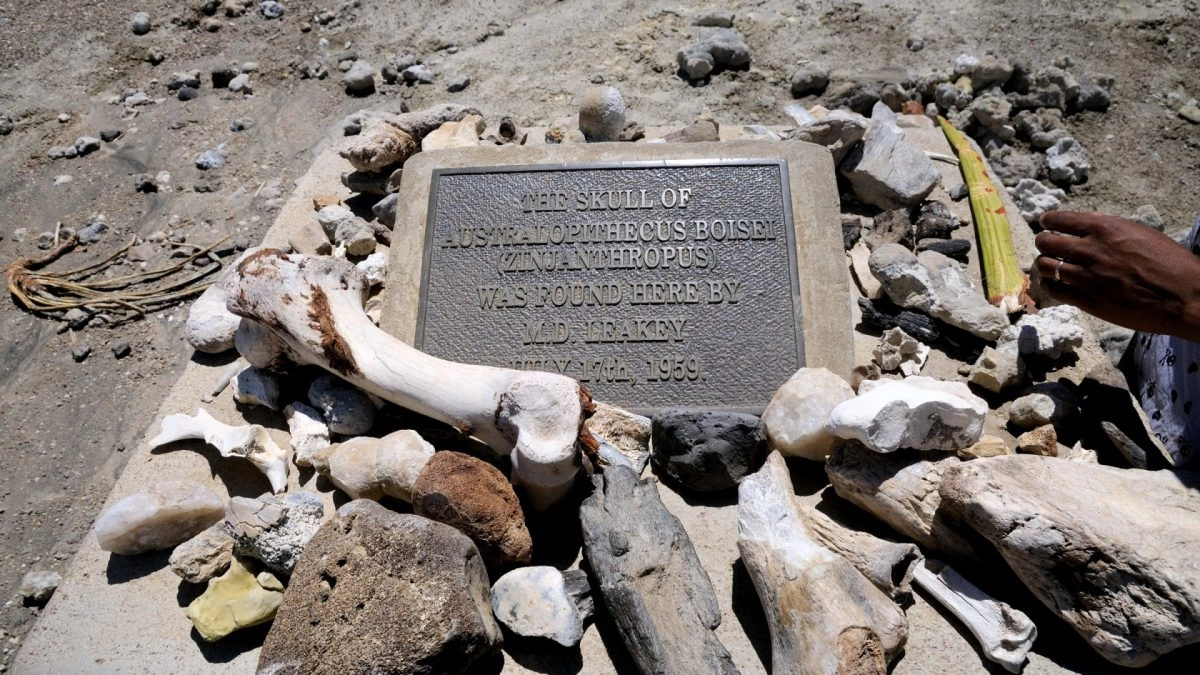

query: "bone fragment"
xmin=739 ymin=452 xmax=908 ymax=674
xmin=913 ymin=559 xmax=1037 ymax=673
xmin=202 ymin=357 xmax=247 ymax=403
xmin=799 ymin=504 xmax=923 ymax=601
xmin=148 ymin=409 xmax=289 ymax=494
xmin=225 ymin=251 xmax=588 ymax=509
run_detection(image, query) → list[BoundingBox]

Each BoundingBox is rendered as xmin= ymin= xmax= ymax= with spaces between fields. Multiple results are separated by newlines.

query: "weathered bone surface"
xmin=825 ymin=442 xmax=980 ymax=562
xmin=326 ymin=429 xmax=434 ymax=502
xmin=148 ymin=409 xmax=289 ymax=494
xmin=940 ymin=455 xmax=1200 ymax=667
xmin=224 ymin=250 xmax=588 ymax=509
xmin=913 ymin=559 xmax=1037 ymax=673
xmin=799 ymin=503 xmax=923 ymax=601
xmin=579 ymin=465 xmax=737 ymax=674
xmin=739 ymin=452 xmax=908 ymax=674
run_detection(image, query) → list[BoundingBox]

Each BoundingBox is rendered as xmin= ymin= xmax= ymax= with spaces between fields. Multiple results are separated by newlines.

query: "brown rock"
xmin=257 ymin=501 xmax=501 ymax=674
xmin=412 ymin=451 xmax=532 ymax=566
xmin=338 ymin=119 xmax=418 ymax=172
xmin=1016 ymin=425 xmax=1057 ymax=456
xmin=957 ymin=434 xmax=1013 ymax=460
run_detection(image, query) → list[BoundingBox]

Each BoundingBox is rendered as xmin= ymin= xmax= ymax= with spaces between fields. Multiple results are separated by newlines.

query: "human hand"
xmin=1034 ymin=211 xmax=1200 ymax=342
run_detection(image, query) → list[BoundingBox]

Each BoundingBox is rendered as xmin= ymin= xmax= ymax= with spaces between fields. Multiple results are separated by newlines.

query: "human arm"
xmin=1033 ymin=211 xmax=1200 ymax=342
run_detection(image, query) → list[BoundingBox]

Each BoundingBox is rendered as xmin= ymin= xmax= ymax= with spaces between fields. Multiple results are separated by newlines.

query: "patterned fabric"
xmin=1128 ymin=217 xmax=1200 ymax=468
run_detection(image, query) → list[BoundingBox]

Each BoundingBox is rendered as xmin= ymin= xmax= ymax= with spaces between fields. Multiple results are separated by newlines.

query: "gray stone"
xmin=402 ymin=64 xmax=435 ymax=85
xmin=232 ymin=366 xmax=281 ymax=410
xmin=934 ymin=82 xmax=972 ymax=111
xmin=446 ymin=73 xmax=470 ymax=92
xmin=257 ymin=501 xmax=502 ymax=673
xmin=111 ymin=340 xmax=132 ymax=359
xmin=211 ymin=65 xmax=236 ymax=89
xmin=78 ymin=220 xmax=107 ymax=243
xmin=71 ymin=345 xmax=91 ymax=362
xmin=692 ymin=9 xmax=734 ymax=27
xmin=580 ymin=465 xmax=737 ymax=674
xmin=1009 ymin=178 xmax=1065 ymax=223
xmin=195 ymin=145 xmax=227 ymax=171
xmin=372 ymin=193 xmax=398 ymax=228
xmin=316 ymin=204 xmax=376 ymax=256
xmin=663 ymin=118 xmax=720 ymax=143
xmin=343 ymin=61 xmax=376 ymax=95
xmin=1009 ymin=387 xmax=1074 ymax=429
xmin=790 ymin=61 xmax=829 ymax=97
xmin=1132 ymin=204 xmax=1166 ymax=231
xmin=132 ymin=173 xmax=158 ymax=193
xmin=842 ymin=103 xmax=940 ymax=209
xmin=676 ymin=44 xmax=715 ymax=80
xmin=94 ymin=481 xmax=225 ymax=555
xmin=869 ymin=244 xmax=1010 ymax=340
xmin=704 ymin=27 xmax=751 ymax=70
xmin=970 ymin=54 xmax=1014 ymax=90
xmin=307 ymin=374 xmax=376 ymax=435
xmin=940 ymin=456 xmax=1200 ymax=667
xmin=1003 ymin=304 xmax=1085 ymax=359
xmin=490 ymin=567 xmax=593 ymax=647
xmin=130 ymin=12 xmax=151 ymax=35
xmin=19 ymin=570 xmax=62 ymax=605
xmin=577 ymin=86 xmax=625 ymax=142
xmin=259 ymin=0 xmax=284 ymax=19
xmin=169 ymin=523 xmax=234 ymax=584
xmin=177 ymin=86 xmax=199 ymax=101
xmin=227 ymin=73 xmax=252 ymax=94
xmin=968 ymin=344 xmax=1025 ymax=393
xmin=1046 ymin=136 xmax=1089 ymax=185
xmin=988 ymin=145 xmax=1046 ymax=187
xmin=1035 ymin=66 xmax=1080 ymax=105
xmin=969 ymin=93 xmax=1014 ymax=139
xmin=225 ymin=491 xmax=324 ymax=576
xmin=650 ymin=410 xmax=767 ymax=492
xmin=791 ymin=109 xmax=868 ymax=165
xmin=1179 ymin=104 xmax=1200 ymax=125
xmin=73 ymin=137 xmax=101 ymax=156
xmin=1074 ymin=79 xmax=1111 ymax=112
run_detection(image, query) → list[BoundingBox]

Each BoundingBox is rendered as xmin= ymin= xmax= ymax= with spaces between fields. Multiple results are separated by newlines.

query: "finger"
xmin=1038 ymin=278 xmax=1095 ymax=310
xmin=1038 ymin=210 xmax=1110 ymax=236
xmin=1034 ymin=255 xmax=1089 ymax=284
xmin=1034 ymin=231 xmax=1099 ymax=264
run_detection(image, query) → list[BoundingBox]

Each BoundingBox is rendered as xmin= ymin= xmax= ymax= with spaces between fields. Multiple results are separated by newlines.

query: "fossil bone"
xmin=224 ymin=250 xmax=589 ymax=508
xmin=799 ymin=504 xmax=923 ymax=602
xmin=148 ymin=409 xmax=289 ymax=494
xmin=913 ymin=559 xmax=1037 ymax=673
xmin=739 ymin=452 xmax=908 ymax=674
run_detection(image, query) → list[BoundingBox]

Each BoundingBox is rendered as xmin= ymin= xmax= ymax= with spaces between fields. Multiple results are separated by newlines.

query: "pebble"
xmin=232 ymin=366 xmax=281 ymax=410
xmin=53 ymin=175 xmax=73 ymax=185
xmin=177 ymin=86 xmax=200 ymax=101
xmin=225 ymin=491 xmax=325 ymax=576
xmin=1009 ymin=385 xmax=1076 ymax=429
xmin=761 ymin=367 xmax=855 ymax=461
xmin=73 ymin=136 xmax=101 ymax=156
xmin=259 ymin=1 xmax=284 ymax=19
xmin=1016 ymin=425 xmax=1058 ymax=456
xmin=227 ymin=73 xmax=252 ymax=94
xmin=491 ymin=567 xmax=593 ymax=647
xmin=873 ymin=326 xmax=930 ymax=375
xmin=0 ymin=113 xmax=12 ymax=135
xmin=99 ymin=129 xmax=123 ymax=142
xmin=650 ymin=410 xmax=768 ymax=491
xmin=827 ymin=376 xmax=988 ymax=453
xmin=692 ymin=9 xmax=734 ymax=27
xmin=169 ymin=523 xmax=234 ymax=584
xmin=131 ymin=12 xmax=151 ymax=35
xmin=578 ymin=85 xmax=625 ymax=142
xmin=446 ymin=73 xmax=471 ymax=93
xmin=790 ymin=61 xmax=830 ymax=97
xmin=343 ymin=60 xmax=376 ymax=95
xmin=19 ymin=570 xmax=62 ymax=605
xmin=111 ymin=340 xmax=132 ymax=359
xmin=1179 ymin=104 xmax=1200 ymax=125
xmin=905 ymin=37 xmax=925 ymax=52
xmin=93 ymin=480 xmax=225 ymax=555
xmin=307 ymin=374 xmax=376 ymax=435
xmin=56 ymin=112 xmax=71 ymax=123
xmin=1009 ymin=178 xmax=1066 ymax=223
xmin=71 ymin=345 xmax=91 ymax=362
xmin=401 ymin=64 xmax=435 ymax=85
xmin=195 ymin=144 xmax=228 ymax=170
xmin=64 ymin=308 xmax=91 ymax=330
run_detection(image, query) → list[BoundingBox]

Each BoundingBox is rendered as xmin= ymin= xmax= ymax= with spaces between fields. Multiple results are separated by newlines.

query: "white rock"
xmin=19 ymin=570 xmax=63 ymax=604
xmin=969 ymin=344 xmax=1025 ymax=393
xmin=420 ymin=114 xmax=485 ymax=152
xmin=869 ymin=244 xmax=1010 ymax=340
xmin=327 ymin=429 xmax=435 ymax=501
xmin=1009 ymin=178 xmax=1065 ymax=223
xmin=842 ymin=103 xmax=940 ymax=209
xmin=316 ymin=205 xmax=376 ymax=257
xmin=94 ymin=481 xmax=225 ymax=555
xmin=490 ymin=566 xmax=593 ymax=647
xmin=233 ymin=366 xmax=281 ymax=410
xmin=1009 ymin=389 xmax=1071 ymax=429
xmin=285 ymin=402 xmax=330 ymax=468
xmin=228 ymin=73 xmax=252 ymax=94
xmin=307 ymin=375 xmax=376 ymax=435
xmin=793 ymin=109 xmax=868 ymax=165
xmin=355 ymin=251 xmax=388 ymax=287
xmin=873 ymin=327 xmax=929 ymax=376
xmin=578 ymin=86 xmax=625 ymax=142
xmin=1046 ymin=136 xmax=1089 ymax=184
xmin=186 ymin=283 xmax=241 ymax=353
xmin=761 ymin=367 xmax=856 ymax=461
xmin=828 ymin=376 xmax=987 ymax=453
xmin=1002 ymin=305 xmax=1084 ymax=359
xmin=225 ymin=491 xmax=325 ymax=576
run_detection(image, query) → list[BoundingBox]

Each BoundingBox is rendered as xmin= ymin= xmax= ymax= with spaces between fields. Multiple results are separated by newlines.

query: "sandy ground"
xmin=1 ymin=0 xmax=1198 ymax=671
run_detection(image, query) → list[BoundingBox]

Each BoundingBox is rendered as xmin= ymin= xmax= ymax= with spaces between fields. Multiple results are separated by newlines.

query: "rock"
xmin=917 ymin=238 xmax=971 ymax=260
xmin=842 ymin=104 xmax=940 ymax=209
xmin=259 ymin=0 xmax=284 ymax=19
xmin=704 ymin=27 xmax=751 ymax=69
xmin=373 ymin=193 xmax=398 ymax=229
xmin=177 ymin=86 xmax=199 ymax=101
xmin=1009 ymin=386 xmax=1076 ymax=429
xmin=132 ymin=173 xmax=158 ymax=193
xmin=663 ymin=118 xmax=720 ymax=143
xmin=1035 ymin=66 xmax=1080 ymax=105
xmin=225 ymin=492 xmax=325 ymax=576
xmin=869 ymin=244 xmax=1009 ymax=340
xmin=1074 ymin=79 xmax=1111 ymax=112
xmin=412 ymin=451 xmax=532 ymax=566
xmin=258 ymin=500 xmax=502 ymax=673
xmin=490 ymin=567 xmax=593 ymax=647
xmin=857 ymin=296 xmax=941 ymax=344
xmin=958 ymin=435 xmax=1013 ymax=460
xmin=185 ymin=284 xmax=240 ymax=354
xmin=1016 ymin=424 xmax=1057 ymax=456
xmin=1132 ymin=204 xmax=1166 ymax=231
xmin=195 ymin=145 xmax=228 ymax=171
xmin=580 ymin=465 xmax=737 ymax=674
xmin=169 ymin=523 xmax=235 ymax=584
xmin=676 ymin=44 xmax=715 ymax=80
xmin=584 ymin=402 xmax=651 ymax=471
xmin=939 ymin=456 xmax=1200 ymax=666
xmin=1004 ymin=304 xmax=1084 ymax=359
xmin=1009 ymin=178 xmax=1066 ymax=223
xmin=1013 ymin=108 xmax=1068 ymax=149
xmin=873 ymin=327 xmax=930 ymax=376
xmin=826 ymin=443 xmax=979 ymax=561
xmin=578 ymin=86 xmax=625 ymax=142
xmin=232 ymin=366 xmax=280 ymax=410
xmin=790 ymin=61 xmax=829 ymax=97
xmin=73 ymin=137 xmax=101 ymax=156
xmin=692 ymin=9 xmax=734 ymax=27
xmin=969 ymin=344 xmax=1026 ymax=393
xmin=0 ymin=113 xmax=12 ymax=135
xmin=227 ymin=73 xmax=252 ymax=94
xmin=130 ymin=11 xmax=151 ymax=35
xmin=446 ymin=73 xmax=471 ymax=92
xmin=47 ymin=145 xmax=76 ymax=160
xmin=934 ymin=82 xmax=972 ymax=112
xmin=1179 ymin=104 xmax=1200 ymax=125
xmin=970 ymin=54 xmax=1014 ymax=90
xmin=791 ymin=109 xmax=868 ymax=165
xmin=19 ymin=570 xmax=62 ymax=605
xmin=1046 ymin=137 xmax=1090 ymax=185
xmin=970 ymin=93 xmax=1014 ymax=139
xmin=402 ymin=64 xmax=436 ymax=84
xmin=420 ymin=114 xmax=485 ymax=151
xmin=355 ymin=251 xmax=388 ymax=287
xmin=187 ymin=557 xmax=283 ymax=641
xmin=343 ymin=60 xmax=376 ymax=96
xmin=987 ymin=145 xmax=1045 ymax=188
xmin=94 ymin=481 xmax=225 ymax=555
xmin=316 ymin=204 xmax=376 ymax=256
xmin=338 ymin=119 xmax=418 ymax=172
xmin=328 ymin=429 xmax=434 ymax=502
xmin=283 ymin=402 xmax=329 ymax=468
xmin=307 ymin=375 xmax=376 ymax=436
xmin=761 ymin=367 xmax=855 ymax=461
xmin=71 ymin=345 xmax=91 ymax=362
xmin=828 ymin=376 xmax=988 ymax=453
xmin=111 ymin=340 xmax=132 ymax=359
xmin=650 ymin=410 xmax=767 ymax=492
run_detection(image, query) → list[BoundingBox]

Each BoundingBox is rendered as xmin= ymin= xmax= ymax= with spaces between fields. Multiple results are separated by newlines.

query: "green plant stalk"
xmin=937 ymin=115 xmax=1029 ymax=314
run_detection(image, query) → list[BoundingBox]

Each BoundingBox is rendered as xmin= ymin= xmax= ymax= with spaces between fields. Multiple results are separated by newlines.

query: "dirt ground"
xmin=1 ymin=0 xmax=1198 ymax=670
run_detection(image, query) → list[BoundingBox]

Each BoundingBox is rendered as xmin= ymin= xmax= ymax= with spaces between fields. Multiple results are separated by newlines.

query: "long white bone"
xmin=223 ymin=250 xmax=589 ymax=508
xmin=148 ymin=409 xmax=289 ymax=494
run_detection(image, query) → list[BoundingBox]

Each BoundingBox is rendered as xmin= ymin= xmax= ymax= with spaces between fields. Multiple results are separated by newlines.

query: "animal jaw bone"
xmin=224 ymin=250 xmax=590 ymax=509
xmin=148 ymin=409 xmax=289 ymax=494
xmin=913 ymin=559 xmax=1037 ymax=673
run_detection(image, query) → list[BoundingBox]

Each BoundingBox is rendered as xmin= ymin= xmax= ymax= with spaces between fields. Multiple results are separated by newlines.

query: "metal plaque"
xmin=414 ymin=160 xmax=804 ymax=413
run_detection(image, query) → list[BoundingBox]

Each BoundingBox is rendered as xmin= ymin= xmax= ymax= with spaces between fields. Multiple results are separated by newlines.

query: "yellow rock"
xmin=957 ymin=434 xmax=1012 ymax=460
xmin=186 ymin=558 xmax=284 ymax=642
